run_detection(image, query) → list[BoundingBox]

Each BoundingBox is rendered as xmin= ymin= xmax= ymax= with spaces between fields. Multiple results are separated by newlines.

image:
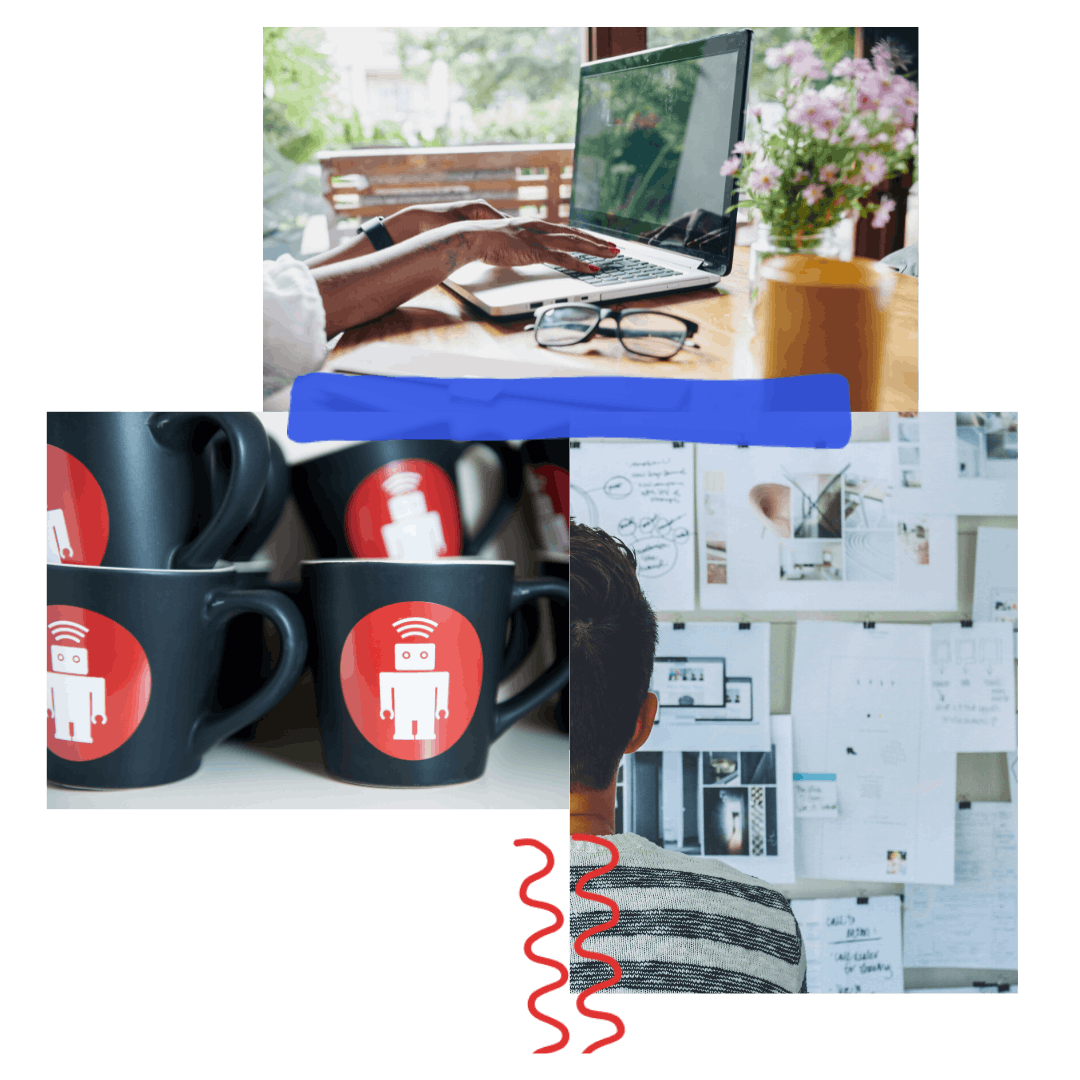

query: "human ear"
xmin=624 ymin=691 xmax=657 ymax=755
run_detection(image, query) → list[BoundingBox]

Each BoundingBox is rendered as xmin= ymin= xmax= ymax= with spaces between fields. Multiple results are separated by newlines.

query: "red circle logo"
xmin=47 ymin=446 xmax=110 ymax=566
xmin=528 ymin=464 xmax=570 ymax=556
xmin=339 ymin=601 xmax=483 ymax=760
xmin=344 ymin=459 xmax=462 ymax=559
xmin=47 ymin=605 xmax=152 ymax=762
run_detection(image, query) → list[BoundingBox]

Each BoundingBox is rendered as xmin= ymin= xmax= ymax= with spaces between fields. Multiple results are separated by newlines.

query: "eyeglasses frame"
xmin=527 ymin=303 xmax=701 ymax=359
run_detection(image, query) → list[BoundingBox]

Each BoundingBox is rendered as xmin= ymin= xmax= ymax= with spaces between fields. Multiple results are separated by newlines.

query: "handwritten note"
xmin=570 ymin=441 xmax=695 ymax=610
xmin=903 ymin=799 xmax=1018 ymax=971
xmin=791 ymin=896 xmax=904 ymax=993
xmin=793 ymin=773 xmax=839 ymax=817
xmin=928 ymin=623 xmax=1016 ymax=751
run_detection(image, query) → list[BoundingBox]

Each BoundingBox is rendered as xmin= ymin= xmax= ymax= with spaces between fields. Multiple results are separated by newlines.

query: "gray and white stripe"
xmin=571 ymin=833 xmax=807 ymax=994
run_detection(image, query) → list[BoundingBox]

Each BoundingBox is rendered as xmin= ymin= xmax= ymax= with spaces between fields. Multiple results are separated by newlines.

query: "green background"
xmin=19 ymin=2 xmax=1054 ymax=1071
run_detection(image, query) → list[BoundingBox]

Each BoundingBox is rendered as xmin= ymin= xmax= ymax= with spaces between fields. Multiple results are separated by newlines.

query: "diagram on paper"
xmin=570 ymin=442 xmax=694 ymax=609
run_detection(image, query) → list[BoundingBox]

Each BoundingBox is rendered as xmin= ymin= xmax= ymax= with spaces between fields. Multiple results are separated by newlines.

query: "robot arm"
xmin=90 ymin=677 xmax=107 ymax=725
xmin=434 ymin=671 xmax=449 ymax=719
xmin=378 ymin=672 xmax=395 ymax=718
xmin=47 ymin=508 xmax=73 ymax=564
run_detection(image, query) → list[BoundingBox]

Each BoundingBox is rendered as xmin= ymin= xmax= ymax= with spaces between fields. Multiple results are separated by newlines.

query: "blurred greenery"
xmin=263 ymin=27 xmax=340 ymax=163
xmin=262 ymin=26 xmax=855 ymax=162
xmin=392 ymin=27 xmax=581 ymax=145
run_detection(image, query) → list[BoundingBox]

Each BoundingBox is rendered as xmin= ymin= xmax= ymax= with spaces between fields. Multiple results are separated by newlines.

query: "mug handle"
xmin=149 ymin=413 xmax=271 ymax=569
xmin=462 ymin=442 xmax=525 ymax=555
xmin=501 ymin=600 xmax=541 ymax=679
xmin=207 ymin=429 xmax=291 ymax=562
xmin=492 ymin=577 xmax=570 ymax=740
xmin=189 ymin=587 xmax=308 ymax=755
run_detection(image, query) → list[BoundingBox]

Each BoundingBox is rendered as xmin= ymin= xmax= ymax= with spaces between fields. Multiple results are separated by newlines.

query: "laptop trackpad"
xmin=447 ymin=262 xmax=566 ymax=288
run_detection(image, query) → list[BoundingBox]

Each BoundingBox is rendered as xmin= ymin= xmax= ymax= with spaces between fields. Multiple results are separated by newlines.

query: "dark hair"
xmin=570 ymin=521 xmax=658 ymax=790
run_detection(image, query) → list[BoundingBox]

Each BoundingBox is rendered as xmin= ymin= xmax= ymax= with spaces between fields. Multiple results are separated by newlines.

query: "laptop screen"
xmin=570 ymin=31 xmax=752 ymax=273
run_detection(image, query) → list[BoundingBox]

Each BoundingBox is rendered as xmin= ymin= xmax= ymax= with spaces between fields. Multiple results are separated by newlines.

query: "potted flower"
xmin=721 ymin=40 xmax=919 ymax=284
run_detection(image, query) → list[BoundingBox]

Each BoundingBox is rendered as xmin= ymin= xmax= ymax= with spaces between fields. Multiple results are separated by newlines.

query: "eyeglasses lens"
xmin=618 ymin=312 xmax=688 ymax=358
xmin=535 ymin=306 xmax=600 ymax=346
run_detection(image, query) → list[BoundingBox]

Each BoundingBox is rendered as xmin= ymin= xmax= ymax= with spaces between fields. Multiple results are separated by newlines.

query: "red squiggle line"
xmin=571 ymin=833 xmax=625 ymax=1053
xmin=513 ymin=838 xmax=570 ymax=1054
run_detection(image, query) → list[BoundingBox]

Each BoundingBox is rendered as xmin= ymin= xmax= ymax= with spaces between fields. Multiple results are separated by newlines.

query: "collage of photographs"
xmin=29 ymin=17 xmax=1041 ymax=1077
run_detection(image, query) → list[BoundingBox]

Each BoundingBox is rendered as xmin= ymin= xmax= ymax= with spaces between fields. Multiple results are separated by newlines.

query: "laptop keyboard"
xmin=546 ymin=254 xmax=682 ymax=286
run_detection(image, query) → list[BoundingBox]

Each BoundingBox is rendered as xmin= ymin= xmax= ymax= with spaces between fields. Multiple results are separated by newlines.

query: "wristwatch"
xmin=358 ymin=215 xmax=395 ymax=250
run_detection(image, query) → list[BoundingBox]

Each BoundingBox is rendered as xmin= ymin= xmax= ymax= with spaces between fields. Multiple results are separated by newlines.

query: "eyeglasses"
xmin=526 ymin=304 xmax=700 ymax=360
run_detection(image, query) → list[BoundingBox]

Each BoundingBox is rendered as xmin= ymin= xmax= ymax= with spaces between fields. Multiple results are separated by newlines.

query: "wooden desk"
xmin=324 ymin=246 xmax=917 ymax=410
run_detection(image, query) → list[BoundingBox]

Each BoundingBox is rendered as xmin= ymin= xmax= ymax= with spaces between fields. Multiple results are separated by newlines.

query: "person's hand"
xmin=463 ymin=217 xmax=620 ymax=273
xmin=385 ymin=199 xmax=506 ymax=243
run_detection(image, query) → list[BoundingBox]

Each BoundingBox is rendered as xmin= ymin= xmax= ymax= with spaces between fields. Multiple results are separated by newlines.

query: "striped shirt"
xmin=570 ymin=833 xmax=807 ymax=993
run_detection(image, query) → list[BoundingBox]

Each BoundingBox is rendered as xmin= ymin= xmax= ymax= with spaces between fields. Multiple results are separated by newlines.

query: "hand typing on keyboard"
xmin=547 ymin=254 xmax=680 ymax=284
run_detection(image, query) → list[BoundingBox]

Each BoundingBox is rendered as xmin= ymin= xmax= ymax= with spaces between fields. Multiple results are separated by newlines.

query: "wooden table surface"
xmin=324 ymin=245 xmax=918 ymax=411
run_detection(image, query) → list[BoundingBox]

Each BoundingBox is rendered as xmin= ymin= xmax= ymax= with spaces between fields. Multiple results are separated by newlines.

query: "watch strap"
xmin=359 ymin=216 xmax=394 ymax=250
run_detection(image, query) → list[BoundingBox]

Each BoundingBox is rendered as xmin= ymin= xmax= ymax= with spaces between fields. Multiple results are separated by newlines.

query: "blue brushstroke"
xmin=288 ymin=373 xmax=851 ymax=447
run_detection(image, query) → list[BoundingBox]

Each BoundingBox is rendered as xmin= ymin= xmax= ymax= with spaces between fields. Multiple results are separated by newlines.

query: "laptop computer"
xmin=444 ymin=29 xmax=753 ymax=317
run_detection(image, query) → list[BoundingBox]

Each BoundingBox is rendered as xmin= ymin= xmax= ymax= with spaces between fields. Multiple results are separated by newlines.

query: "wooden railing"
xmin=317 ymin=144 xmax=575 ymax=243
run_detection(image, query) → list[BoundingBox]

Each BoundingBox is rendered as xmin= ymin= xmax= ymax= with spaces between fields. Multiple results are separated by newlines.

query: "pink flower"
xmin=858 ymin=151 xmax=888 ymax=186
xmin=720 ymin=156 xmax=741 ymax=176
xmin=846 ymin=118 xmax=870 ymax=144
xmin=732 ymin=141 xmax=758 ymax=154
xmin=789 ymin=90 xmax=842 ymax=130
xmin=893 ymin=127 xmax=916 ymax=151
xmin=792 ymin=167 xmax=810 ymax=182
xmin=802 ymin=183 xmax=826 ymax=206
xmin=750 ymin=104 xmax=764 ymax=119
xmin=819 ymin=162 xmax=840 ymax=183
xmin=781 ymin=40 xmax=814 ymax=63
xmin=888 ymin=84 xmax=919 ymax=127
xmin=872 ymin=195 xmax=896 ymax=228
xmin=871 ymin=41 xmax=894 ymax=75
xmin=832 ymin=57 xmax=872 ymax=79
xmin=855 ymin=73 xmax=885 ymax=111
xmin=766 ymin=39 xmax=819 ymax=75
xmin=790 ymin=53 xmax=827 ymax=80
xmin=871 ymin=132 xmax=890 ymax=145
xmin=748 ymin=160 xmax=782 ymax=195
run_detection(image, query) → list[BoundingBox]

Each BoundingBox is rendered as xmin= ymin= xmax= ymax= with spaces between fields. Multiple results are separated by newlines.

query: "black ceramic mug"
xmin=291 ymin=440 xmax=525 ymax=560
xmin=542 ymin=560 xmax=569 ymax=734
xmin=521 ymin=439 xmax=570 ymax=562
xmin=47 ymin=412 xmax=270 ymax=569
xmin=47 ymin=563 xmax=307 ymax=789
xmin=301 ymin=558 xmax=569 ymax=786
xmin=206 ymin=431 xmax=290 ymax=563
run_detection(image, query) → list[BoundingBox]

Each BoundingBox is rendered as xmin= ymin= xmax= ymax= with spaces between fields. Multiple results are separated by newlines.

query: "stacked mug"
xmin=289 ymin=439 xmax=570 ymax=786
xmin=46 ymin=413 xmax=306 ymax=789
xmin=520 ymin=440 xmax=571 ymax=734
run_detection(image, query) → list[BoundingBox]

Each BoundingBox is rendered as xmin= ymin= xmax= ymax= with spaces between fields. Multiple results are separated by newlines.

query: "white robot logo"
xmin=379 ymin=617 xmax=449 ymax=741
xmin=47 ymin=507 xmax=73 ymax=564
xmin=380 ymin=472 xmax=447 ymax=559
xmin=47 ymin=620 xmax=107 ymax=743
